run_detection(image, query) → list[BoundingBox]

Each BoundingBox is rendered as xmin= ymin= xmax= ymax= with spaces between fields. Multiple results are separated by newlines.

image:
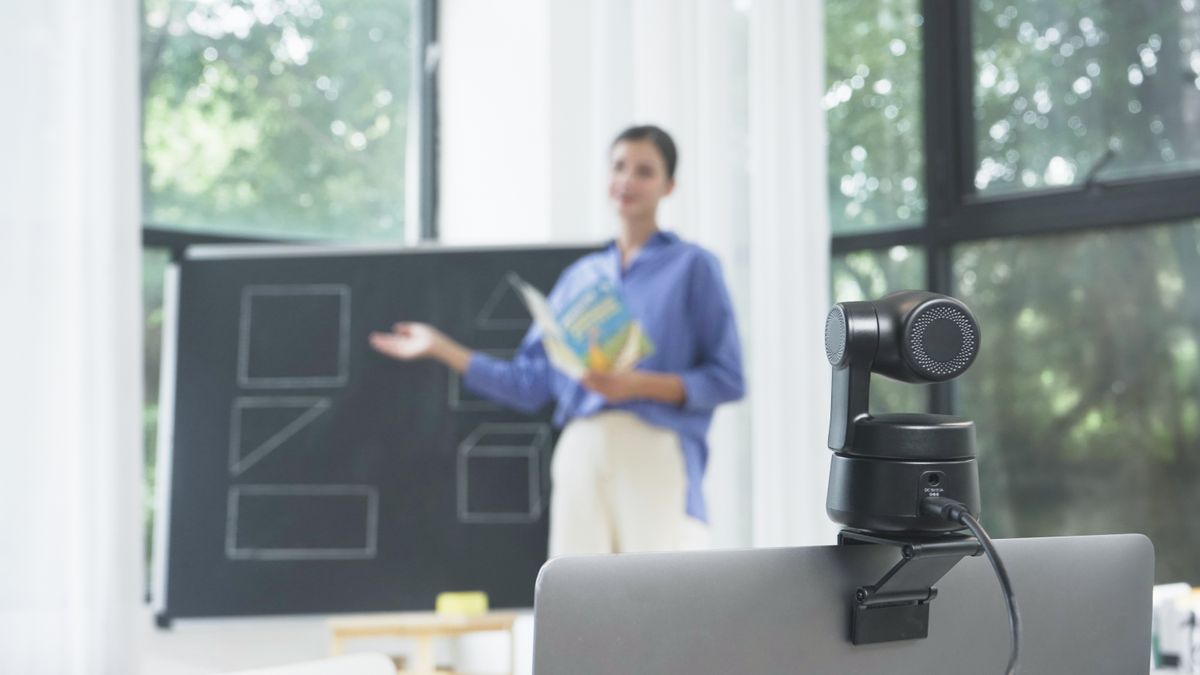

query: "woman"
xmin=370 ymin=125 xmax=744 ymax=556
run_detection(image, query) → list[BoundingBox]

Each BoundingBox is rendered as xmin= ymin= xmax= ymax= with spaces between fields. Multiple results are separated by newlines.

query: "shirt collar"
xmin=604 ymin=229 xmax=678 ymax=254
xmin=606 ymin=230 xmax=677 ymax=278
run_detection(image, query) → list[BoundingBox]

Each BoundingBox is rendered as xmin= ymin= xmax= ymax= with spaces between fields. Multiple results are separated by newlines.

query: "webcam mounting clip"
xmin=838 ymin=529 xmax=983 ymax=645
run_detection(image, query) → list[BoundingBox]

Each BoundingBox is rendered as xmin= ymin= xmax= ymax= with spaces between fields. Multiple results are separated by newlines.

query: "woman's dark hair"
xmin=611 ymin=125 xmax=678 ymax=180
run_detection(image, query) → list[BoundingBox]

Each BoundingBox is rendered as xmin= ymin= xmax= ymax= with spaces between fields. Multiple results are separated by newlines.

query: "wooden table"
xmin=328 ymin=612 xmax=521 ymax=674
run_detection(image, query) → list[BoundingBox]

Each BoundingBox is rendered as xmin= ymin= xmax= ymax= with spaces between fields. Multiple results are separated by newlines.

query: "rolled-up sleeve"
xmin=463 ymin=327 xmax=556 ymax=414
xmin=678 ymin=252 xmax=745 ymax=412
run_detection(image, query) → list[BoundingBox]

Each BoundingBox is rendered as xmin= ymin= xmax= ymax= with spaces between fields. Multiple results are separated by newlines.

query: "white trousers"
xmin=548 ymin=411 xmax=709 ymax=557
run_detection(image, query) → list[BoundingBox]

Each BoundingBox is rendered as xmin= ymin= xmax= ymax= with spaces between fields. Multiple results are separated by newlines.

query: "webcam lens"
xmin=923 ymin=318 xmax=963 ymax=362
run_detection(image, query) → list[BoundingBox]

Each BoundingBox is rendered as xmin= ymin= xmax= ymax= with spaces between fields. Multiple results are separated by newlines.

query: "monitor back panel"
xmin=533 ymin=534 xmax=1153 ymax=675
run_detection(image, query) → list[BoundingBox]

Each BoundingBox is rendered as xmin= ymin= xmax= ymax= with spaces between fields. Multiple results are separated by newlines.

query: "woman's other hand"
xmin=581 ymin=370 xmax=687 ymax=406
xmin=580 ymin=371 xmax=641 ymax=403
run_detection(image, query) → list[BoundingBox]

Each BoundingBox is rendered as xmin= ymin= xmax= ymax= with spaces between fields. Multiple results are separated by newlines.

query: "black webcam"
xmin=824 ymin=290 xmax=982 ymax=533
xmin=825 ymin=293 xmax=1022 ymax=663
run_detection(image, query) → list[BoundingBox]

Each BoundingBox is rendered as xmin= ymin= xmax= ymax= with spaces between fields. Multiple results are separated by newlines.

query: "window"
xmin=955 ymin=221 xmax=1200 ymax=583
xmin=828 ymin=0 xmax=1200 ymax=584
xmin=972 ymin=0 xmax=1200 ymax=194
xmin=142 ymin=0 xmax=424 ymax=241
xmin=140 ymin=0 xmax=436 ymax=576
xmin=825 ymin=0 xmax=925 ymax=234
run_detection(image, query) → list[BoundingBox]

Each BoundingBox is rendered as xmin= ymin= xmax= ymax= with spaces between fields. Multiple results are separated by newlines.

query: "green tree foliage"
xmin=141 ymin=0 xmax=413 ymax=240
xmin=825 ymin=0 xmax=926 ymax=234
xmin=973 ymin=0 xmax=1200 ymax=193
xmin=957 ymin=224 xmax=1200 ymax=584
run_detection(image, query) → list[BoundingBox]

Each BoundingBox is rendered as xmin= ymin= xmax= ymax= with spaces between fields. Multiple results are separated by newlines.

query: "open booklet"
xmin=507 ymin=273 xmax=655 ymax=379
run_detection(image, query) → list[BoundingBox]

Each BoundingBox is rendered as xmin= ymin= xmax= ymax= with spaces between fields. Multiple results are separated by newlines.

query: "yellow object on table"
xmin=327 ymin=611 xmax=520 ymax=675
xmin=435 ymin=591 xmax=489 ymax=616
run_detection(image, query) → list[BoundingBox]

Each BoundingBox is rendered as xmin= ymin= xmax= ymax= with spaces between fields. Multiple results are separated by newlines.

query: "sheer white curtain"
xmin=746 ymin=0 xmax=837 ymax=547
xmin=0 ymin=0 xmax=143 ymax=672
xmin=542 ymin=0 xmax=834 ymax=548
xmin=544 ymin=0 xmax=755 ymax=547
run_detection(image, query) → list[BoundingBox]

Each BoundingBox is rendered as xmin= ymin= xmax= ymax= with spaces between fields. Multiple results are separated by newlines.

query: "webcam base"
xmin=838 ymin=528 xmax=983 ymax=645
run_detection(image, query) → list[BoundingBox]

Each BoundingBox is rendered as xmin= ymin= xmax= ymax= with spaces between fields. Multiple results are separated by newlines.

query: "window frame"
xmin=831 ymin=0 xmax=1200 ymax=414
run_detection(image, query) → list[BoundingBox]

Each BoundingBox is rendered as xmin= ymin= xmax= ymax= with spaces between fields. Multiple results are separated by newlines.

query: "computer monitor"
xmin=532 ymin=534 xmax=1152 ymax=674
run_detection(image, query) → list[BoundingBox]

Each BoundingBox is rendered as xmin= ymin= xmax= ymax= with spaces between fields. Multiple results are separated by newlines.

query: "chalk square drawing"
xmin=228 ymin=396 xmax=331 ymax=477
xmin=225 ymin=485 xmax=379 ymax=561
xmin=447 ymin=348 xmax=515 ymax=411
xmin=475 ymin=274 xmax=532 ymax=331
xmin=237 ymin=284 xmax=351 ymax=389
xmin=457 ymin=423 xmax=551 ymax=524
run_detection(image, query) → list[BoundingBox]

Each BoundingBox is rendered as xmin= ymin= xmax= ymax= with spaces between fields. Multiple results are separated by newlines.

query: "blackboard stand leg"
xmin=154 ymin=613 xmax=173 ymax=630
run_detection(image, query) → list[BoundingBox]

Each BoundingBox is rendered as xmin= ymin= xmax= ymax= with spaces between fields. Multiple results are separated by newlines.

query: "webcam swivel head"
xmin=825 ymin=291 xmax=980 ymax=449
xmin=824 ymin=291 xmax=983 ymax=533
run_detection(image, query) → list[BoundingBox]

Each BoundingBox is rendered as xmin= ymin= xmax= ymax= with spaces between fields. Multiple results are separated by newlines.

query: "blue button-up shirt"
xmin=463 ymin=231 xmax=745 ymax=522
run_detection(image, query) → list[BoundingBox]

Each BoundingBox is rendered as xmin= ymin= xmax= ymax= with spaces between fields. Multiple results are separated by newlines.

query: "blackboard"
xmin=153 ymin=243 xmax=596 ymax=622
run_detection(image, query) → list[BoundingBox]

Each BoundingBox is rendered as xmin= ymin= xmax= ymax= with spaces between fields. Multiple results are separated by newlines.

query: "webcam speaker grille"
xmin=824 ymin=306 xmax=847 ymax=366
xmin=906 ymin=304 xmax=978 ymax=379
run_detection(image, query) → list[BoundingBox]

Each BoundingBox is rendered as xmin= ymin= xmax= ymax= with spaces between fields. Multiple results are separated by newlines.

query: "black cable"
xmin=922 ymin=497 xmax=1022 ymax=675
xmin=958 ymin=510 xmax=1021 ymax=675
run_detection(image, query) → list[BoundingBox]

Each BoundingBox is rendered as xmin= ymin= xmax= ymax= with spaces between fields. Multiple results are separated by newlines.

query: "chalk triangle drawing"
xmin=475 ymin=275 xmax=532 ymax=330
xmin=228 ymin=397 xmax=332 ymax=477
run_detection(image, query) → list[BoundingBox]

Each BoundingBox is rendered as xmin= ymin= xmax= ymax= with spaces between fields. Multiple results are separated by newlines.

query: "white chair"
xmin=223 ymin=653 xmax=396 ymax=675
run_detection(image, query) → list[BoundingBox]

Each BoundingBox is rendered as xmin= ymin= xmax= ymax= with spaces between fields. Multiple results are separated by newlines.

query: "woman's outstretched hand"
xmin=369 ymin=322 xmax=443 ymax=360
